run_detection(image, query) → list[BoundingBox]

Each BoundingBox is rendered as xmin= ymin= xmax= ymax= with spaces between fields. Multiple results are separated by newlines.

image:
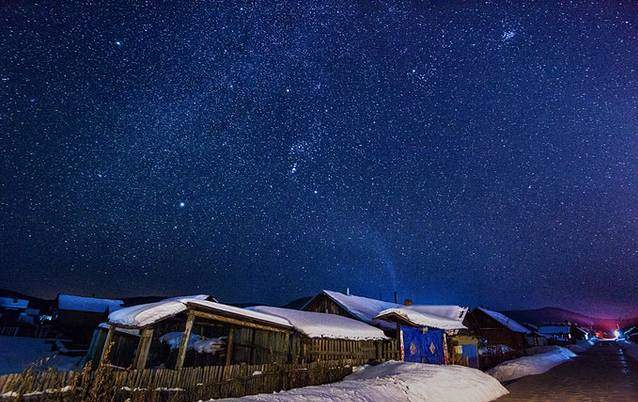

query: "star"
xmin=179 ymin=202 xmax=185 ymax=208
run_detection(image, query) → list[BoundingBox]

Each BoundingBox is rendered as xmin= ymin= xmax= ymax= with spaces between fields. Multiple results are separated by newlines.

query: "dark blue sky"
xmin=2 ymin=1 xmax=638 ymax=317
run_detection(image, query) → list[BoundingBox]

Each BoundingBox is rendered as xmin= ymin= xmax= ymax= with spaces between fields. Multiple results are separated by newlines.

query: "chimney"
xmin=346 ymin=288 xmax=350 ymax=296
xmin=403 ymin=298 xmax=413 ymax=306
xmin=393 ymin=291 xmax=398 ymax=304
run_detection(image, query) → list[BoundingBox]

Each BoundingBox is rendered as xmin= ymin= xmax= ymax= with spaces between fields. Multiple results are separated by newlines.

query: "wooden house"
xmin=463 ymin=307 xmax=531 ymax=352
xmin=54 ymin=294 xmax=124 ymax=345
xmin=302 ymin=290 xmax=475 ymax=366
xmin=375 ymin=306 xmax=478 ymax=367
xmin=92 ymin=296 xmax=393 ymax=370
xmin=538 ymin=323 xmax=588 ymax=344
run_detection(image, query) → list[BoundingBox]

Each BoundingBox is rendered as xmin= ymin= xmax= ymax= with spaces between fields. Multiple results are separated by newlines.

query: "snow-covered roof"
xmin=375 ymin=307 xmax=467 ymax=330
xmin=407 ymin=305 xmax=468 ymax=322
xmin=537 ymin=325 xmax=571 ymax=334
xmin=98 ymin=322 xmax=140 ymax=336
xmin=307 ymin=290 xmax=467 ymax=331
xmin=314 ymin=290 xmax=396 ymax=325
xmin=478 ymin=307 xmax=531 ymax=334
xmin=0 ymin=297 xmax=29 ymax=310
xmin=58 ymin=294 xmax=123 ymax=313
xmin=248 ymin=306 xmax=388 ymax=340
xmin=185 ymin=300 xmax=292 ymax=330
xmin=108 ymin=295 xmax=210 ymax=328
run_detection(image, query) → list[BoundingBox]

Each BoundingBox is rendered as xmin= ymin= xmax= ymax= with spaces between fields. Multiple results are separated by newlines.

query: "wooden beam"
xmin=190 ymin=310 xmax=290 ymax=333
xmin=133 ymin=328 xmax=154 ymax=370
xmin=99 ymin=325 xmax=116 ymax=365
xmin=225 ymin=327 xmax=234 ymax=366
xmin=175 ymin=313 xmax=195 ymax=370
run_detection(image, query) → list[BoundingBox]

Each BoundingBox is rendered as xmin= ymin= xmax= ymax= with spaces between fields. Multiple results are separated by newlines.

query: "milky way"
xmin=1 ymin=1 xmax=638 ymax=316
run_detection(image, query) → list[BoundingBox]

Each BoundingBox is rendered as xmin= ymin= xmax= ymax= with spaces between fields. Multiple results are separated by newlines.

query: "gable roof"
xmin=249 ymin=306 xmax=388 ymax=340
xmin=477 ymin=307 xmax=531 ymax=334
xmin=58 ymin=294 xmax=124 ymax=314
xmin=375 ymin=307 xmax=467 ymax=330
xmin=108 ymin=295 xmax=209 ymax=328
xmin=304 ymin=290 xmax=467 ymax=331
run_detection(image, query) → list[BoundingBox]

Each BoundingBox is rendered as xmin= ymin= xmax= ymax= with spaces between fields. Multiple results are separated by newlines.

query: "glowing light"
xmin=614 ymin=329 xmax=621 ymax=338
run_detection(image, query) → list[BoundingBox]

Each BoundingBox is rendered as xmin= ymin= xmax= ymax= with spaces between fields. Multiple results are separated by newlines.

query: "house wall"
xmin=56 ymin=310 xmax=109 ymax=344
xmin=303 ymin=294 xmax=357 ymax=320
xmin=463 ymin=309 xmax=526 ymax=351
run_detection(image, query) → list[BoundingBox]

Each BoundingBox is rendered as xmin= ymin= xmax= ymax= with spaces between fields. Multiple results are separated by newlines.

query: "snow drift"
xmin=487 ymin=346 xmax=576 ymax=382
xmin=213 ymin=361 xmax=507 ymax=402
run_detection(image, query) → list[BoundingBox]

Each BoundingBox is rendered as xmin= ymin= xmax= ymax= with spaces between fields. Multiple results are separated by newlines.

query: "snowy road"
xmin=498 ymin=341 xmax=638 ymax=401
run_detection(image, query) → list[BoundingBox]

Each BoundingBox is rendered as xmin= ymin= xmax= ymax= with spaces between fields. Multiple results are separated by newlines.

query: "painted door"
xmin=461 ymin=343 xmax=479 ymax=368
xmin=401 ymin=326 xmax=445 ymax=364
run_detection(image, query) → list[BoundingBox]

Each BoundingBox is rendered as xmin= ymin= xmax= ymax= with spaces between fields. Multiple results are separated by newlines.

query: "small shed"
xmin=374 ymin=307 xmax=475 ymax=366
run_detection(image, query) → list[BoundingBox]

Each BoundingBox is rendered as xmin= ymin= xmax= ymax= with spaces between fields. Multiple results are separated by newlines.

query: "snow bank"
xmin=213 ymin=361 xmax=507 ymax=402
xmin=566 ymin=338 xmax=596 ymax=353
xmin=0 ymin=336 xmax=82 ymax=375
xmin=248 ymin=306 xmax=387 ymax=340
xmin=375 ymin=307 xmax=466 ymax=330
xmin=487 ymin=346 xmax=576 ymax=382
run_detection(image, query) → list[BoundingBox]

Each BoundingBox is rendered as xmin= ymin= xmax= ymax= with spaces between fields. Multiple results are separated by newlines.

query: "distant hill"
xmin=502 ymin=307 xmax=597 ymax=327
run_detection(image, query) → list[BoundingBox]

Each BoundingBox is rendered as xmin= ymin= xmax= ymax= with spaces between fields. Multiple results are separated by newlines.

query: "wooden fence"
xmin=0 ymin=358 xmax=383 ymax=402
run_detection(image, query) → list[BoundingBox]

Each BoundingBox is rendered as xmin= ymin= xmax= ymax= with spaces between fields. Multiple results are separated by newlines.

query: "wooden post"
xmin=133 ymin=327 xmax=154 ymax=370
xmin=175 ymin=313 xmax=195 ymax=370
xmin=225 ymin=327 xmax=234 ymax=366
xmin=100 ymin=325 xmax=116 ymax=365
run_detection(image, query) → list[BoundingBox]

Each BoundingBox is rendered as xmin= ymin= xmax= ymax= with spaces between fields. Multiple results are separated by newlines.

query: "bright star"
xmin=179 ymin=202 xmax=185 ymax=208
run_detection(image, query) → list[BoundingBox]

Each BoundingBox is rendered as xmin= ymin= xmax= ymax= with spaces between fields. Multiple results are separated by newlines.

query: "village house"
xmin=89 ymin=295 xmax=394 ymax=370
xmin=301 ymin=290 xmax=477 ymax=367
xmin=54 ymin=294 xmax=124 ymax=346
xmin=463 ymin=307 xmax=531 ymax=351
xmin=537 ymin=323 xmax=589 ymax=344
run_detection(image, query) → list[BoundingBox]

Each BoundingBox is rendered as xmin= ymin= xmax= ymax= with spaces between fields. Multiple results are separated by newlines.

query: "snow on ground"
xmin=213 ymin=361 xmax=507 ymax=402
xmin=487 ymin=346 xmax=576 ymax=382
xmin=566 ymin=338 xmax=596 ymax=353
xmin=0 ymin=336 xmax=82 ymax=375
xmin=619 ymin=340 xmax=638 ymax=362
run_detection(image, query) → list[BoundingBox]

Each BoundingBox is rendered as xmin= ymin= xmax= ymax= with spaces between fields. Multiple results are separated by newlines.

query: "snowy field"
xmin=0 ymin=336 xmax=82 ymax=375
xmin=487 ymin=346 xmax=577 ymax=382
xmin=215 ymin=361 xmax=508 ymax=402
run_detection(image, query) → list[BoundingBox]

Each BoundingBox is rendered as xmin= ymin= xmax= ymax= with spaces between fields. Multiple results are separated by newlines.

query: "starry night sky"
xmin=2 ymin=1 xmax=638 ymax=317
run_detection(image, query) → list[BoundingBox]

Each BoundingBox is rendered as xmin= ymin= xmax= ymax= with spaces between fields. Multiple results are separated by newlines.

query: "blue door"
xmin=461 ymin=343 xmax=479 ymax=368
xmin=402 ymin=326 xmax=445 ymax=364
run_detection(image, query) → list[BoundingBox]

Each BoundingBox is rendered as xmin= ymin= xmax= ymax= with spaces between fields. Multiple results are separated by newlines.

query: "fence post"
xmin=176 ymin=313 xmax=195 ymax=370
xmin=133 ymin=327 xmax=154 ymax=370
xmin=99 ymin=325 xmax=115 ymax=365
